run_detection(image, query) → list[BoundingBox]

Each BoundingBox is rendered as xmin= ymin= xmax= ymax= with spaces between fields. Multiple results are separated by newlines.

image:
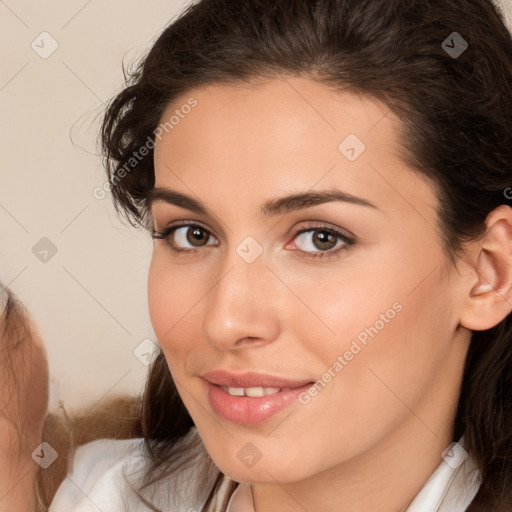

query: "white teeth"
xmin=224 ymin=386 xmax=282 ymax=397
xmin=245 ymin=387 xmax=265 ymax=397
xmin=263 ymin=387 xmax=282 ymax=395
xmin=227 ymin=387 xmax=245 ymax=396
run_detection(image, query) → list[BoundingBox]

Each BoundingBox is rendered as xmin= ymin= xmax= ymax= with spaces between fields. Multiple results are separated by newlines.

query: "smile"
xmin=201 ymin=370 xmax=314 ymax=425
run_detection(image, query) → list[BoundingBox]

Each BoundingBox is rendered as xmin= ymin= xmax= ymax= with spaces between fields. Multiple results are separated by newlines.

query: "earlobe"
xmin=459 ymin=205 xmax=512 ymax=332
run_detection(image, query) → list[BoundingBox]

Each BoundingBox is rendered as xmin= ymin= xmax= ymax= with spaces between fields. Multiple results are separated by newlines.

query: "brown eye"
xmin=312 ymin=230 xmax=338 ymax=251
xmin=151 ymin=223 xmax=218 ymax=253
xmin=294 ymin=227 xmax=349 ymax=254
xmin=184 ymin=226 xmax=210 ymax=247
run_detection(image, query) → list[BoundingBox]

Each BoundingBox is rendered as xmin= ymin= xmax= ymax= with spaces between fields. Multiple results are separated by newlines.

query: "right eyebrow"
xmin=146 ymin=187 xmax=208 ymax=215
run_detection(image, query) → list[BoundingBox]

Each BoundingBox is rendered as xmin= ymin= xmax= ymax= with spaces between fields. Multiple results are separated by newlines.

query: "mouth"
xmin=219 ymin=385 xmax=294 ymax=397
xmin=201 ymin=370 xmax=315 ymax=425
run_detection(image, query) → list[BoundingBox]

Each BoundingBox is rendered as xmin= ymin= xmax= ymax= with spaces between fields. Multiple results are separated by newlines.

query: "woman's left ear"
xmin=459 ymin=204 xmax=512 ymax=331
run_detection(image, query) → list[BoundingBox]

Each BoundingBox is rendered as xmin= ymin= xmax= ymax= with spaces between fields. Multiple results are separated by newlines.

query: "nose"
xmin=201 ymin=245 xmax=280 ymax=351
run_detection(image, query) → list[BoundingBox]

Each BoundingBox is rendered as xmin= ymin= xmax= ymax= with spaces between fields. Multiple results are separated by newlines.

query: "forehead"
xmin=152 ymin=77 xmax=438 ymax=222
xmin=154 ymin=77 xmax=394 ymax=161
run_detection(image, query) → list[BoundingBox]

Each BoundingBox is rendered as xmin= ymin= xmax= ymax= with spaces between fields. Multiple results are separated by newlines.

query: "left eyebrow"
xmin=146 ymin=186 xmax=379 ymax=217
xmin=260 ymin=189 xmax=379 ymax=216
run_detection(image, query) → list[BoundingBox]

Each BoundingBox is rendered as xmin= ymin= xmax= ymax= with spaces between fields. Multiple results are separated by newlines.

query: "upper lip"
xmin=201 ymin=370 xmax=313 ymax=388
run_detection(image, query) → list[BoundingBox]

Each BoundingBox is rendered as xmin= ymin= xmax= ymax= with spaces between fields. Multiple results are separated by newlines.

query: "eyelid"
xmin=290 ymin=220 xmax=355 ymax=239
xmin=151 ymin=207 xmax=226 ymax=237
xmin=153 ymin=218 xmax=354 ymax=239
xmin=152 ymin=220 xmax=219 ymax=246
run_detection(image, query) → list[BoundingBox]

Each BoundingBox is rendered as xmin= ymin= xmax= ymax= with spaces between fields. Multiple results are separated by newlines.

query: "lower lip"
xmin=204 ymin=380 xmax=313 ymax=425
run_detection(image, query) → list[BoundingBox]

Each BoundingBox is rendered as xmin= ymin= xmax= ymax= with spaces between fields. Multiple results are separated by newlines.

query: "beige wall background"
xmin=0 ymin=0 xmax=194 ymax=412
xmin=1 ymin=0 xmax=511 ymax=413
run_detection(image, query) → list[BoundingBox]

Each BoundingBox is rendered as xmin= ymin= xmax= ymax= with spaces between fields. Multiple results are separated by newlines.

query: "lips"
xmin=201 ymin=369 xmax=313 ymax=389
xmin=201 ymin=370 xmax=314 ymax=425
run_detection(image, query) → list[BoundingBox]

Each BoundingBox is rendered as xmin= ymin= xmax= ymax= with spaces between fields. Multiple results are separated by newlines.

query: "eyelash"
xmin=151 ymin=221 xmax=356 ymax=260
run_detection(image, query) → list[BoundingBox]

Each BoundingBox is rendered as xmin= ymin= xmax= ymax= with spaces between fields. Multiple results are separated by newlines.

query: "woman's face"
xmin=148 ymin=77 xmax=472 ymax=483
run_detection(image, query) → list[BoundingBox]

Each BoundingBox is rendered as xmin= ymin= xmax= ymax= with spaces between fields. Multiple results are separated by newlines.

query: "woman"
xmin=1 ymin=0 xmax=511 ymax=510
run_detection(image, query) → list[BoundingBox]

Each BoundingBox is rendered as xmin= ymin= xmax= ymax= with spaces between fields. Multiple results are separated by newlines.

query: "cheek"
xmin=278 ymin=246 xmax=407 ymax=365
xmin=284 ymin=277 xmax=455 ymax=474
xmin=147 ymin=255 xmax=188 ymax=352
xmin=147 ymin=255 xmax=171 ymax=339
xmin=147 ymin=252 xmax=210 ymax=371
xmin=325 ymin=266 xmax=455 ymax=419
xmin=294 ymin=242 xmax=456 ymax=418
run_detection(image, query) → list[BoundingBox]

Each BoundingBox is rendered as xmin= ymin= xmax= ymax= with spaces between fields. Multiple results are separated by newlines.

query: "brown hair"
xmin=36 ymin=0 xmax=512 ymax=509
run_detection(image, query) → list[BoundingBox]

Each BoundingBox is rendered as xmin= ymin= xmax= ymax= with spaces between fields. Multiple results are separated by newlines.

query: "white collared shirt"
xmin=49 ymin=430 xmax=482 ymax=511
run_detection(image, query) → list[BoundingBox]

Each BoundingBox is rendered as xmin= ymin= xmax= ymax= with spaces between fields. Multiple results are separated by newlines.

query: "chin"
xmin=202 ymin=439 xmax=314 ymax=484
xmin=215 ymin=459 xmax=305 ymax=484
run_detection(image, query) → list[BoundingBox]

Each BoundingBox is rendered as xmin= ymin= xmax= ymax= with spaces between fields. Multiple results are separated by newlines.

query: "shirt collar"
xmin=226 ymin=435 xmax=482 ymax=512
